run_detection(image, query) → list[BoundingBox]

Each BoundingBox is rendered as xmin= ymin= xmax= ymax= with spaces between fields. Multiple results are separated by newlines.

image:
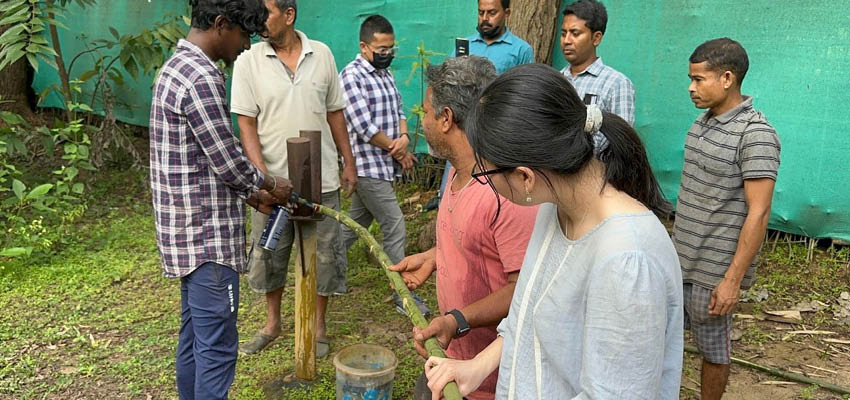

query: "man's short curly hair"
xmin=189 ymin=0 xmax=268 ymax=35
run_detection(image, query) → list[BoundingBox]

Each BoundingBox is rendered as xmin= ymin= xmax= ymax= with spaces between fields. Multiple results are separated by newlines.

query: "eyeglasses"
xmin=367 ymin=44 xmax=398 ymax=56
xmin=471 ymin=165 xmax=514 ymax=184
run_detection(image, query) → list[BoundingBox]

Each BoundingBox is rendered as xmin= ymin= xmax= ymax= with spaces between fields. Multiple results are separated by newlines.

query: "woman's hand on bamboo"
xmin=412 ymin=315 xmax=456 ymax=358
xmin=424 ymin=356 xmax=486 ymax=400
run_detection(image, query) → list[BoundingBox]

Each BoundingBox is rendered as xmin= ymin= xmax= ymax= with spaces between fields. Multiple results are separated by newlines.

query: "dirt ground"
xmin=681 ymin=317 xmax=850 ymax=399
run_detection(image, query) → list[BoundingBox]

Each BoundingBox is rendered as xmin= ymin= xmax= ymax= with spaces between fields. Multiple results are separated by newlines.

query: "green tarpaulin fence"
xmin=32 ymin=0 xmax=850 ymax=241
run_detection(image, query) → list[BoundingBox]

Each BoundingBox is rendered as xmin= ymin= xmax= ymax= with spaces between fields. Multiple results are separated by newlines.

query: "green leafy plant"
xmin=0 ymin=0 xmax=96 ymax=119
xmin=1 ymin=0 xmax=186 ymax=121
xmin=398 ymin=41 xmax=445 ymax=190
xmin=0 ymin=87 xmax=92 ymax=258
xmin=402 ymin=40 xmax=444 ymax=152
xmin=41 ymin=14 xmax=188 ymax=109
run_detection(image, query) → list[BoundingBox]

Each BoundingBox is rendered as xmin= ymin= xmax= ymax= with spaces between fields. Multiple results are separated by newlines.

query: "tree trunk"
xmin=46 ymin=4 xmax=72 ymax=120
xmin=506 ymin=0 xmax=563 ymax=64
xmin=0 ymin=26 xmax=34 ymax=118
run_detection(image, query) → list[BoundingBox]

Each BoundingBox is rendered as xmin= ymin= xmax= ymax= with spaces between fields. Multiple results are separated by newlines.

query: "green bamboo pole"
xmin=684 ymin=345 xmax=850 ymax=395
xmin=295 ymin=196 xmax=463 ymax=400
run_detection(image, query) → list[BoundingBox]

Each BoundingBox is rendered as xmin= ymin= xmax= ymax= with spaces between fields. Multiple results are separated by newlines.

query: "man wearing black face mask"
xmin=338 ymin=15 xmax=428 ymax=316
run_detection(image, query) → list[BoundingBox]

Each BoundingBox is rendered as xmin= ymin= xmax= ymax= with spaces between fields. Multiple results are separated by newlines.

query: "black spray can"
xmin=259 ymin=206 xmax=290 ymax=251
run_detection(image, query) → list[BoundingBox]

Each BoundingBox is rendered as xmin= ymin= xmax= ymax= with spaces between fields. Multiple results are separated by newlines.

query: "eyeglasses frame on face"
xmin=471 ymin=165 xmax=515 ymax=185
xmin=366 ymin=43 xmax=398 ymax=56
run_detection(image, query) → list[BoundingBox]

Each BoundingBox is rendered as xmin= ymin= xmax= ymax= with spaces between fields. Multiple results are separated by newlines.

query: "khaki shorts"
xmin=246 ymin=191 xmax=346 ymax=296
xmin=684 ymin=283 xmax=733 ymax=364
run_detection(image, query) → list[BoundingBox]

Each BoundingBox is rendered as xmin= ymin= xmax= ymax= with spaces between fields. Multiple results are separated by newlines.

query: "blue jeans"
xmin=176 ymin=262 xmax=239 ymax=400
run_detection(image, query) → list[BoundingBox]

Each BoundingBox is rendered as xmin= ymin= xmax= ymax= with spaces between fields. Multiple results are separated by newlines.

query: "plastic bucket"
xmin=333 ymin=343 xmax=398 ymax=400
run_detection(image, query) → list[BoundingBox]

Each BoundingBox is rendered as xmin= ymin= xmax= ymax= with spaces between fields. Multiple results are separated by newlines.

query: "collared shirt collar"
xmin=705 ymin=96 xmax=753 ymax=124
xmin=572 ymin=57 xmax=605 ymax=77
xmin=354 ymin=53 xmax=381 ymax=75
xmin=261 ymin=29 xmax=314 ymax=58
xmin=177 ymin=39 xmax=220 ymax=73
xmin=471 ymin=27 xmax=515 ymax=45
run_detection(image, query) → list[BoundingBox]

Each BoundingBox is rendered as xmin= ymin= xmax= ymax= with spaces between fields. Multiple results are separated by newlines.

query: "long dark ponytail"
xmin=465 ymin=63 xmax=670 ymax=215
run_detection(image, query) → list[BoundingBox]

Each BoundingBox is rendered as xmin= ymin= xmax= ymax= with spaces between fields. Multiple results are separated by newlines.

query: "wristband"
xmin=446 ymin=309 xmax=470 ymax=338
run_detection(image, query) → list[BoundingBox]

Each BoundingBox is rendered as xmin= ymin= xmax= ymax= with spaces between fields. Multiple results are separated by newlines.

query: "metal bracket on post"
xmin=289 ymin=130 xmax=324 ymax=222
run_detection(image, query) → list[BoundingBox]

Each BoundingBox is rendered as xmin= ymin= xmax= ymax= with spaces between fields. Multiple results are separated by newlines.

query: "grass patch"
xmin=4 ymin=166 xmax=848 ymax=399
xmin=1 ymin=168 xmax=438 ymax=399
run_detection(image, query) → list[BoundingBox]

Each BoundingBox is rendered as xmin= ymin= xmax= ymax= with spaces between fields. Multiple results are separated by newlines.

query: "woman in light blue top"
xmin=424 ymin=64 xmax=684 ymax=400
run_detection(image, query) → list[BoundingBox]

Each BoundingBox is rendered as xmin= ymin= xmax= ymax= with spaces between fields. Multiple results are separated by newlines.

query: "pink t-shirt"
xmin=435 ymin=169 xmax=538 ymax=399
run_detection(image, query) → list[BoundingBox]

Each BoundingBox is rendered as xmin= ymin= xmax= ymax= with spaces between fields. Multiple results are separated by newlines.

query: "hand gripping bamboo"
xmin=294 ymin=195 xmax=463 ymax=400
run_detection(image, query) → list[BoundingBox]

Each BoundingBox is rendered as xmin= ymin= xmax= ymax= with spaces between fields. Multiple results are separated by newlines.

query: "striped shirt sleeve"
xmin=340 ymin=70 xmax=381 ymax=141
xmin=739 ymin=124 xmax=780 ymax=180
xmin=396 ymin=81 xmax=406 ymax=121
xmin=183 ymin=74 xmax=264 ymax=198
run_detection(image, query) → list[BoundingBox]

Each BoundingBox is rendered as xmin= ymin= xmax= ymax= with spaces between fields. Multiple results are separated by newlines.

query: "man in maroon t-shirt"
xmin=390 ymin=56 xmax=538 ymax=400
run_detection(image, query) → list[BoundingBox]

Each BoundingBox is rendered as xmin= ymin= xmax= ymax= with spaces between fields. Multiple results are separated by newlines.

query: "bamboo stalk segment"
xmin=294 ymin=196 xmax=463 ymax=400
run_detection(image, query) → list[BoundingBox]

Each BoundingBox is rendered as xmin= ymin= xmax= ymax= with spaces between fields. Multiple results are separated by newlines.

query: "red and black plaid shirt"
xmin=149 ymin=39 xmax=265 ymax=278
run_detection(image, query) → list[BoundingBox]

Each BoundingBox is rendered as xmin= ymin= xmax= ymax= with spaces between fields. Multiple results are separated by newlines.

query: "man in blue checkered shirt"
xmin=560 ymin=0 xmax=635 ymax=125
xmin=338 ymin=15 xmax=415 ymax=269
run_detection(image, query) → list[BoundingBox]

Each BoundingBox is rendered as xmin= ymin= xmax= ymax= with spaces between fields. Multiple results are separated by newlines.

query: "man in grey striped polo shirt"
xmin=675 ymin=38 xmax=781 ymax=400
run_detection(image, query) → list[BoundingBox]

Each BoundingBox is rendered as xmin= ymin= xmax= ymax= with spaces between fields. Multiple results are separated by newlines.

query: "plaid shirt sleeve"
xmin=607 ymin=76 xmax=635 ymax=125
xmin=183 ymin=74 xmax=264 ymax=198
xmin=341 ymin=69 xmax=381 ymax=141
xmin=396 ymin=79 xmax=406 ymax=121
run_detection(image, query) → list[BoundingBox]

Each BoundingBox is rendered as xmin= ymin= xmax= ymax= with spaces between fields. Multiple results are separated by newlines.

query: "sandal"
xmin=317 ymin=336 xmax=330 ymax=359
xmin=239 ymin=332 xmax=278 ymax=355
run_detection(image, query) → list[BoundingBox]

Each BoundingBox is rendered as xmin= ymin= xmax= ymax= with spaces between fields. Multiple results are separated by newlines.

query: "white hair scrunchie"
xmin=584 ymin=104 xmax=609 ymax=156
xmin=584 ymin=104 xmax=603 ymax=134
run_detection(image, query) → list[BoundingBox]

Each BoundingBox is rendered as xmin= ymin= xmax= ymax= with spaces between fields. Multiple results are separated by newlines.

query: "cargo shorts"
xmin=246 ymin=191 xmax=347 ymax=297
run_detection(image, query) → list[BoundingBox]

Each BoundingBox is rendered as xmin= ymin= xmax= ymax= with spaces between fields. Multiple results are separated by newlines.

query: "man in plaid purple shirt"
xmin=560 ymin=0 xmax=635 ymax=125
xmin=338 ymin=15 xmax=414 ymax=265
xmin=149 ymin=1 xmax=292 ymax=398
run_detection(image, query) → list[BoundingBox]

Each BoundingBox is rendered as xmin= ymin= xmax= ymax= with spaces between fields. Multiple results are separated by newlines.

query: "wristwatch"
xmin=446 ymin=309 xmax=470 ymax=338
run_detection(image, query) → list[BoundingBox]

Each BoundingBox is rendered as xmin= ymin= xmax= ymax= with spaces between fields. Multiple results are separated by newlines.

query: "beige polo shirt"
xmin=231 ymin=30 xmax=345 ymax=193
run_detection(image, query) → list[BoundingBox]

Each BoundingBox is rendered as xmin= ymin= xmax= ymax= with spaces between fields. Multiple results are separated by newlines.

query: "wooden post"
xmin=286 ymin=136 xmax=321 ymax=381
xmin=293 ymin=220 xmax=317 ymax=380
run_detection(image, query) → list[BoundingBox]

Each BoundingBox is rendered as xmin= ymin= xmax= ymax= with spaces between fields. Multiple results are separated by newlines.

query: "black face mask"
xmin=477 ymin=23 xmax=504 ymax=40
xmin=370 ymin=52 xmax=394 ymax=70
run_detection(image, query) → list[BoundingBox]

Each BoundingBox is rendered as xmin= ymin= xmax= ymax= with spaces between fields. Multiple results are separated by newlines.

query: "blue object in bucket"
xmin=334 ymin=344 xmax=397 ymax=400
xmin=341 ymin=383 xmax=392 ymax=400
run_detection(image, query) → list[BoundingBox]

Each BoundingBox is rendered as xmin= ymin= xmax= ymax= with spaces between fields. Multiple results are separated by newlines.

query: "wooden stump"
xmin=293 ymin=221 xmax=318 ymax=380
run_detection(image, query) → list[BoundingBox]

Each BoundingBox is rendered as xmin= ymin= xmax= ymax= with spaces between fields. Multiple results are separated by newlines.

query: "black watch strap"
xmin=447 ymin=309 xmax=470 ymax=338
